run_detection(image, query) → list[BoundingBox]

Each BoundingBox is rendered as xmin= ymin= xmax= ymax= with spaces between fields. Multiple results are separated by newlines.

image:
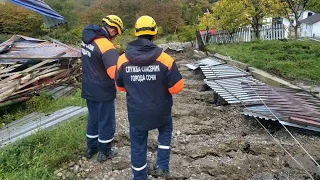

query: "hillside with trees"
xmin=0 ymin=0 xmax=218 ymax=44
xmin=1 ymin=0 xmax=319 ymax=44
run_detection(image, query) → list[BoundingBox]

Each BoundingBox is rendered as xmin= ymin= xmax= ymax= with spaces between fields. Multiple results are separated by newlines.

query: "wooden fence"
xmin=201 ymin=24 xmax=286 ymax=44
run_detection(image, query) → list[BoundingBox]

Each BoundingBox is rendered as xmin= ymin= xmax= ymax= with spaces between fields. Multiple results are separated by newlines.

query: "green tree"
xmin=308 ymin=0 xmax=320 ymax=12
xmin=42 ymin=0 xmax=87 ymax=43
xmin=243 ymin=0 xmax=282 ymax=39
xmin=177 ymin=0 xmax=213 ymax=25
xmin=212 ymin=0 xmax=247 ymax=31
xmin=137 ymin=0 xmax=183 ymax=34
xmin=43 ymin=0 xmax=84 ymax=27
xmin=0 ymin=2 xmax=46 ymax=36
xmin=212 ymin=0 xmax=281 ymax=39
xmin=178 ymin=25 xmax=197 ymax=46
xmin=281 ymin=0 xmax=311 ymax=39
xmin=198 ymin=12 xmax=216 ymax=30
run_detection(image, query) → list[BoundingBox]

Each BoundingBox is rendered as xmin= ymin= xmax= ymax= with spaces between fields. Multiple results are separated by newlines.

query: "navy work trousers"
xmin=130 ymin=117 xmax=173 ymax=180
xmin=86 ymin=99 xmax=115 ymax=155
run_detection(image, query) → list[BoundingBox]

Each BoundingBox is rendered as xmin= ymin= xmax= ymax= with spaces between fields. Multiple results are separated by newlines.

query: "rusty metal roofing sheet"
xmin=242 ymin=106 xmax=320 ymax=132
xmin=242 ymin=83 xmax=320 ymax=128
xmin=0 ymin=35 xmax=80 ymax=60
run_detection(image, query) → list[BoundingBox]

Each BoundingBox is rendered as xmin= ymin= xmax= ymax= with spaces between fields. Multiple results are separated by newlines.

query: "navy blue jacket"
xmin=81 ymin=25 xmax=119 ymax=101
xmin=116 ymin=38 xmax=184 ymax=130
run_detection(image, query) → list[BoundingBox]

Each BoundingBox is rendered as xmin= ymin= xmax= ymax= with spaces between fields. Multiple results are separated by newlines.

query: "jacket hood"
xmin=125 ymin=38 xmax=162 ymax=65
xmin=82 ymin=25 xmax=110 ymax=44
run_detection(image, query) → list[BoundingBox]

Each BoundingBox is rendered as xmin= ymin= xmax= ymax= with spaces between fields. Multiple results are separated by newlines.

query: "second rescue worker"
xmin=81 ymin=15 xmax=123 ymax=162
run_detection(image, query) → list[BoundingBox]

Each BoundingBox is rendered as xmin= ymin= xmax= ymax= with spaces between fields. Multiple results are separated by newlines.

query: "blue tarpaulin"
xmin=8 ymin=0 xmax=67 ymax=28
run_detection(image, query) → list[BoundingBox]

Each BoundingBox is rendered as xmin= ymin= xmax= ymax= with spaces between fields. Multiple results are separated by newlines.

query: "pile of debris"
xmin=0 ymin=35 xmax=81 ymax=107
xmin=158 ymin=42 xmax=192 ymax=53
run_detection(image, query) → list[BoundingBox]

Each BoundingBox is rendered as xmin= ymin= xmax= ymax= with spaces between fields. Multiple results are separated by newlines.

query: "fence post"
xmin=276 ymin=24 xmax=279 ymax=40
xmin=282 ymin=24 xmax=284 ymax=39
xmin=273 ymin=24 xmax=276 ymax=40
xmin=245 ymin=28 xmax=248 ymax=42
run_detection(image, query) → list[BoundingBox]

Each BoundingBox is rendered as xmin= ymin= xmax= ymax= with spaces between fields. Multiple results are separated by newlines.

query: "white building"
xmin=300 ymin=13 xmax=320 ymax=38
xmin=262 ymin=10 xmax=317 ymax=38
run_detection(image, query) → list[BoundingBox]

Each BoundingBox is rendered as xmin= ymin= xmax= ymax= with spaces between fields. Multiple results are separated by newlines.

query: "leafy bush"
xmin=0 ymin=34 xmax=12 ymax=43
xmin=178 ymin=25 xmax=197 ymax=46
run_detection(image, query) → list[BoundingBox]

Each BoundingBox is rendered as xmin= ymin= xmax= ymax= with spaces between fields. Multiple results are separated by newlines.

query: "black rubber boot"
xmin=85 ymin=147 xmax=98 ymax=159
xmin=97 ymin=147 xmax=118 ymax=163
xmin=154 ymin=168 xmax=169 ymax=178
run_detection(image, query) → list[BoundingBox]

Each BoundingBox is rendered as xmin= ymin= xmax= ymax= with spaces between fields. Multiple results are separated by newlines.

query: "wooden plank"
xmin=19 ymin=70 xmax=65 ymax=89
xmin=0 ymin=64 xmax=22 ymax=75
xmin=0 ymin=71 xmax=24 ymax=78
xmin=0 ymin=59 xmax=53 ymax=84
xmin=0 ymin=79 xmax=20 ymax=89
xmin=0 ymin=85 xmax=19 ymax=101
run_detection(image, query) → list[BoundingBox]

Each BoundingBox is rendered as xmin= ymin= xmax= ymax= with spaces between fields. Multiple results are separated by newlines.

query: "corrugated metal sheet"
xmin=201 ymin=64 xmax=251 ymax=80
xmin=0 ymin=106 xmax=88 ymax=147
xmin=0 ymin=35 xmax=80 ymax=60
xmin=242 ymin=105 xmax=287 ymax=121
xmin=204 ymin=78 xmax=265 ymax=104
xmin=185 ymin=57 xmax=225 ymax=70
xmin=242 ymin=83 xmax=320 ymax=128
xmin=47 ymin=85 xmax=77 ymax=99
xmin=187 ymin=58 xmax=320 ymax=132
xmin=8 ymin=0 xmax=67 ymax=28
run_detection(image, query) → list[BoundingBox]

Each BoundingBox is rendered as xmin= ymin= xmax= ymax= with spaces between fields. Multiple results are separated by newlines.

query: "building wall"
xmin=300 ymin=11 xmax=316 ymax=21
xmin=282 ymin=18 xmax=291 ymax=38
xmin=312 ymin=21 xmax=320 ymax=37
xmin=301 ymin=23 xmax=313 ymax=37
xmin=301 ymin=21 xmax=320 ymax=38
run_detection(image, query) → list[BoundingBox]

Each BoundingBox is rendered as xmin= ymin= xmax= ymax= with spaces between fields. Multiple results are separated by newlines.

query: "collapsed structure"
xmin=0 ymin=35 xmax=81 ymax=107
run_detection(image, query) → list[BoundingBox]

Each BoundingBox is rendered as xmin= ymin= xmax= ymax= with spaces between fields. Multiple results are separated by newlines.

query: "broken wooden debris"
xmin=0 ymin=35 xmax=81 ymax=107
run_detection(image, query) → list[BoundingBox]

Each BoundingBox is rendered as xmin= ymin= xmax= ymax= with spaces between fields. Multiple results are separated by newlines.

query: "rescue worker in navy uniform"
xmin=115 ymin=16 xmax=184 ymax=179
xmin=81 ymin=15 xmax=124 ymax=162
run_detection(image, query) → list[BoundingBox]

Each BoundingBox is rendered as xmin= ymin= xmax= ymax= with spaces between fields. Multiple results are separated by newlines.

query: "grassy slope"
xmin=0 ymin=90 xmax=87 ymax=180
xmin=206 ymin=40 xmax=320 ymax=84
xmin=0 ymin=90 xmax=84 ymax=126
xmin=0 ymin=116 xmax=87 ymax=180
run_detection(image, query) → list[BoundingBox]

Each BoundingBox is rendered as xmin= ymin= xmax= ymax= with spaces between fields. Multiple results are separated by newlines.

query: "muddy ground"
xmin=56 ymin=49 xmax=320 ymax=180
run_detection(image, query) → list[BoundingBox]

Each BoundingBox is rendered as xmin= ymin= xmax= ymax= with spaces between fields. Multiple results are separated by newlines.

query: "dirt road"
xmin=58 ymin=49 xmax=320 ymax=180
